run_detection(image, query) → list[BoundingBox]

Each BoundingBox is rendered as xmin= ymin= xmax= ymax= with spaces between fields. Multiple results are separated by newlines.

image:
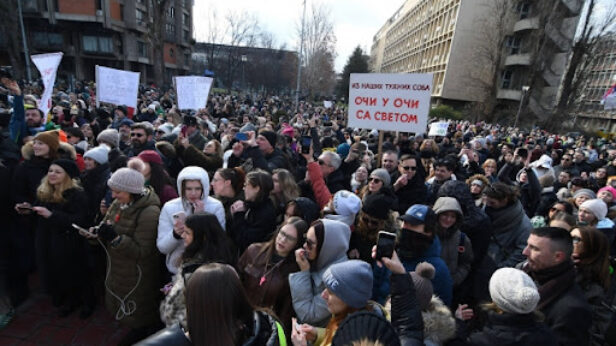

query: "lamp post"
xmin=514 ymin=85 xmax=530 ymax=128
xmin=295 ymin=0 xmax=307 ymax=112
xmin=18 ymin=0 xmax=31 ymax=81
xmin=241 ymin=54 xmax=247 ymax=91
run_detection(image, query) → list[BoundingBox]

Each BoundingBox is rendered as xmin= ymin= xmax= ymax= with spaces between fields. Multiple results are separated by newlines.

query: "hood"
xmin=21 ymin=141 xmax=34 ymax=160
xmin=57 ymin=141 xmax=76 ymax=160
xmin=176 ymin=166 xmax=210 ymax=201
xmin=316 ymin=219 xmax=350 ymax=270
xmin=127 ymin=186 xmax=161 ymax=212
xmin=437 ymin=180 xmax=474 ymax=210
xmin=433 ymin=197 xmax=463 ymax=218
xmin=324 ymin=213 xmax=356 ymax=226
xmin=422 ymin=296 xmax=456 ymax=344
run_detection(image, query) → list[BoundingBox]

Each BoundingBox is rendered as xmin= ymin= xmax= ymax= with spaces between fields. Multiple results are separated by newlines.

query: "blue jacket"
xmin=373 ymin=235 xmax=453 ymax=306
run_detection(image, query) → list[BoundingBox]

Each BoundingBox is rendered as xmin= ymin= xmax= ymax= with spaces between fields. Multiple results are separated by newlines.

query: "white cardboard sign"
xmin=95 ymin=65 xmax=140 ymax=109
xmin=174 ymin=76 xmax=213 ymax=110
xmin=348 ymin=73 xmax=432 ymax=133
xmin=428 ymin=122 xmax=449 ymax=137
xmin=323 ymin=100 xmax=333 ymax=108
xmin=31 ymin=52 xmax=63 ymax=116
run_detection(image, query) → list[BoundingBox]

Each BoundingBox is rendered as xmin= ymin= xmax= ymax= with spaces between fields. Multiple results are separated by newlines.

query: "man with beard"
xmin=2 ymin=77 xmax=46 ymax=145
xmin=124 ymin=122 xmax=156 ymax=157
xmin=520 ymin=227 xmax=591 ymax=346
xmin=117 ymin=118 xmax=133 ymax=152
xmin=373 ymin=204 xmax=452 ymax=306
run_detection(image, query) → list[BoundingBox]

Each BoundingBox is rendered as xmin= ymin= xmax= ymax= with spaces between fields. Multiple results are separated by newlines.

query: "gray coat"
xmin=289 ymin=219 xmax=350 ymax=327
xmin=485 ymin=200 xmax=532 ymax=268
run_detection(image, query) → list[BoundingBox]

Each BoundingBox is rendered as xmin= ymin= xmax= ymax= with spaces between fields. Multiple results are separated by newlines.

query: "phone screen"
xmin=376 ymin=231 xmax=396 ymax=259
xmin=301 ymin=136 xmax=312 ymax=154
xmin=235 ymin=132 xmax=248 ymax=141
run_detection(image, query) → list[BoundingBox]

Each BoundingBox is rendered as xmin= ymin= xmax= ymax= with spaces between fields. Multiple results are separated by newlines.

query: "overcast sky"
xmin=193 ymin=0 xmax=404 ymax=72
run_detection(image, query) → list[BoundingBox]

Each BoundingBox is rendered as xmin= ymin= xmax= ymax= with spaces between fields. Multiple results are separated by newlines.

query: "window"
xmin=185 ymin=53 xmax=191 ymax=65
xmin=137 ymin=41 xmax=148 ymax=58
xmin=505 ymin=36 xmax=522 ymax=54
xmin=166 ymin=23 xmax=176 ymax=40
xmin=167 ymin=7 xmax=175 ymax=18
xmin=32 ymin=32 xmax=64 ymax=48
xmin=23 ymin=0 xmax=38 ymax=11
xmin=183 ymin=12 xmax=190 ymax=27
xmin=96 ymin=0 xmax=102 ymax=10
xmin=136 ymin=9 xmax=146 ymax=25
xmin=501 ymin=70 xmax=513 ymax=89
xmin=518 ymin=2 xmax=531 ymax=19
xmin=183 ymin=29 xmax=190 ymax=41
xmin=82 ymin=35 xmax=113 ymax=54
xmin=169 ymin=48 xmax=175 ymax=57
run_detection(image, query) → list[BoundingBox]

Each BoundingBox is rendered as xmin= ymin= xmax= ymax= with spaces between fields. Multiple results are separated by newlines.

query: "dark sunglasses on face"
xmin=369 ymin=177 xmax=382 ymax=184
xmin=401 ymin=166 xmax=417 ymax=171
xmin=131 ymin=132 xmax=144 ymax=138
xmin=572 ymin=236 xmax=582 ymax=244
xmin=304 ymin=237 xmax=316 ymax=250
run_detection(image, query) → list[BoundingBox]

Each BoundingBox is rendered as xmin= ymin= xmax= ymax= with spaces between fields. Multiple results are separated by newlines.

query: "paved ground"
xmin=0 ymin=277 xmax=129 ymax=345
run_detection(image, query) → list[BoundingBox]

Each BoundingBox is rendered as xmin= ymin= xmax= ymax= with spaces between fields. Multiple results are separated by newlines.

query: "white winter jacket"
xmin=157 ymin=166 xmax=226 ymax=274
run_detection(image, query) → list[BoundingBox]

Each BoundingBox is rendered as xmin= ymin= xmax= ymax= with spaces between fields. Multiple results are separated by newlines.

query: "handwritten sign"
xmin=174 ymin=76 xmax=213 ymax=110
xmin=95 ymin=65 xmax=140 ymax=109
xmin=323 ymin=100 xmax=333 ymax=108
xmin=428 ymin=122 xmax=449 ymax=137
xmin=348 ymin=73 xmax=432 ymax=133
xmin=31 ymin=52 xmax=63 ymax=116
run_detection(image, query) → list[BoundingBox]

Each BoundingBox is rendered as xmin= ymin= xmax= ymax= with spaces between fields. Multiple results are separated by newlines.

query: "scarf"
xmin=485 ymin=200 xmax=526 ymax=235
xmin=398 ymin=230 xmax=434 ymax=259
xmin=529 ymin=260 xmax=576 ymax=310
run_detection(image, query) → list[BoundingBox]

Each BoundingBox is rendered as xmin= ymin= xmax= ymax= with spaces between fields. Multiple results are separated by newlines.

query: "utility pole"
xmin=18 ymin=0 xmax=32 ymax=81
xmin=514 ymin=85 xmax=530 ymax=128
xmin=295 ymin=0 xmax=306 ymax=113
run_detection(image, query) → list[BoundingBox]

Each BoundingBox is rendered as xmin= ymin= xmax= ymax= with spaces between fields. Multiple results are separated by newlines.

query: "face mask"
xmin=398 ymin=229 xmax=433 ymax=257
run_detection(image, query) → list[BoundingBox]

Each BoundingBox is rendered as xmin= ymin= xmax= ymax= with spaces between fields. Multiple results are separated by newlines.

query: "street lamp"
xmin=241 ymin=55 xmax=247 ymax=91
xmin=514 ymin=85 xmax=530 ymax=128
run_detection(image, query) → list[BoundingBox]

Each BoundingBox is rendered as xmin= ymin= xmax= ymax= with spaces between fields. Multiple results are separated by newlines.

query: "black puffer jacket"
xmin=80 ymin=162 xmax=110 ymax=226
xmin=390 ymin=273 xmax=424 ymax=346
xmin=466 ymin=312 xmax=557 ymax=346
xmin=230 ymin=198 xmax=277 ymax=254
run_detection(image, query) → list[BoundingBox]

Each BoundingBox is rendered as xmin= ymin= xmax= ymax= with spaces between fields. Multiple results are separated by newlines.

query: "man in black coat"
xmin=394 ymin=154 xmax=427 ymax=213
xmin=521 ymin=227 xmax=592 ymax=346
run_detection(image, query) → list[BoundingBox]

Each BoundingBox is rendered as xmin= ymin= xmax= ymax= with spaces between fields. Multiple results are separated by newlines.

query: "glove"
xmin=98 ymin=223 xmax=118 ymax=242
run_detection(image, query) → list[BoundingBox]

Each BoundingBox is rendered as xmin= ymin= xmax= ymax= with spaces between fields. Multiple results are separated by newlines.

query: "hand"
xmin=191 ymin=199 xmax=204 ymax=213
xmin=97 ymin=222 xmax=118 ymax=242
xmin=14 ymin=202 xmax=32 ymax=215
xmin=291 ymin=318 xmax=308 ymax=346
xmin=0 ymin=78 xmax=21 ymax=96
xmin=301 ymin=145 xmax=314 ymax=163
xmin=32 ymin=206 xmax=52 ymax=218
xmin=230 ymin=200 xmax=246 ymax=214
xmin=79 ymin=227 xmax=99 ymax=239
xmin=308 ymin=115 xmax=316 ymax=128
xmin=245 ymin=131 xmax=257 ymax=147
xmin=295 ymin=248 xmax=310 ymax=271
xmin=394 ymin=174 xmax=408 ymax=189
xmin=179 ymin=134 xmax=190 ymax=148
xmin=455 ymin=304 xmax=474 ymax=321
xmin=372 ymin=246 xmax=405 ymax=274
xmin=331 ymin=119 xmax=339 ymax=131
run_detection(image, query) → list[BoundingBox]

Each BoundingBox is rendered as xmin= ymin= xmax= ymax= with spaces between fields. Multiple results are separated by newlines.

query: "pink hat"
xmin=281 ymin=124 xmax=294 ymax=137
xmin=599 ymin=186 xmax=616 ymax=199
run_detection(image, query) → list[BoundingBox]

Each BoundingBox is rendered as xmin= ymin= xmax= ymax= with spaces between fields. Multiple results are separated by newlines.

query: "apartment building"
xmin=370 ymin=0 xmax=582 ymax=122
xmin=0 ymin=0 xmax=193 ymax=83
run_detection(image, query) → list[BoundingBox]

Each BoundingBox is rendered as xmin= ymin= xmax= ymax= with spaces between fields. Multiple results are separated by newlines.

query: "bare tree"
xmin=0 ymin=0 xmax=26 ymax=79
xmin=147 ymin=0 xmax=171 ymax=87
xmin=298 ymin=2 xmax=337 ymax=98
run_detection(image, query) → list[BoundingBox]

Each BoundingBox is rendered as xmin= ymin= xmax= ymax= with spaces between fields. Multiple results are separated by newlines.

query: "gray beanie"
xmin=370 ymin=168 xmax=391 ymax=186
xmin=573 ymin=188 xmax=596 ymax=200
xmin=84 ymin=146 xmax=109 ymax=165
xmin=489 ymin=268 xmax=539 ymax=314
xmin=580 ymin=199 xmax=608 ymax=221
xmin=107 ymin=168 xmax=145 ymax=194
xmin=323 ymin=260 xmax=373 ymax=309
xmin=97 ymin=129 xmax=120 ymax=148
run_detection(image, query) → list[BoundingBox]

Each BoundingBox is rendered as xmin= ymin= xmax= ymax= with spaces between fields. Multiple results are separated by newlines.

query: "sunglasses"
xmin=572 ymin=236 xmax=582 ymax=244
xmin=131 ymin=132 xmax=144 ymax=138
xmin=369 ymin=177 xmax=382 ymax=183
xmin=401 ymin=166 xmax=417 ymax=171
xmin=304 ymin=237 xmax=316 ymax=250
xmin=318 ymin=159 xmax=329 ymax=167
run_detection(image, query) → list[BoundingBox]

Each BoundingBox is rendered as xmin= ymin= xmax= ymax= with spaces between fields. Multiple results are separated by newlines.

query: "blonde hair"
xmin=36 ymin=175 xmax=81 ymax=203
xmin=352 ymin=341 xmax=384 ymax=346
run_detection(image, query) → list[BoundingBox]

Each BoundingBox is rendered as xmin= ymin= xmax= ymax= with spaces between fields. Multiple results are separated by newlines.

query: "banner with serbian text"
xmin=348 ymin=73 xmax=432 ymax=133
xmin=95 ymin=65 xmax=140 ymax=109
xmin=174 ymin=76 xmax=213 ymax=110
xmin=31 ymin=52 xmax=63 ymax=116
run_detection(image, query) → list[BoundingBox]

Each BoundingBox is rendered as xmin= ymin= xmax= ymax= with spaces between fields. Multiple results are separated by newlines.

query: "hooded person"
xmin=157 ymin=166 xmax=226 ymax=275
xmin=578 ymin=199 xmax=615 ymax=246
xmin=289 ymin=219 xmax=351 ymax=327
xmin=433 ymin=197 xmax=474 ymax=290
xmin=322 ymin=190 xmax=362 ymax=227
xmin=286 ymin=196 xmax=320 ymax=225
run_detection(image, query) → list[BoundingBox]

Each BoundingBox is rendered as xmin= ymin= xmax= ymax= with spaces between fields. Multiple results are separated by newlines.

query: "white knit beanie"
xmin=580 ymin=199 xmax=608 ymax=221
xmin=107 ymin=168 xmax=145 ymax=194
xmin=489 ymin=268 xmax=539 ymax=314
xmin=84 ymin=146 xmax=110 ymax=165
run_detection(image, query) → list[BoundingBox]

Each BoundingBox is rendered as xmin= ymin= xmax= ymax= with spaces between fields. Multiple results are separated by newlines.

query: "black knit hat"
xmin=260 ymin=130 xmax=277 ymax=148
xmin=52 ymin=159 xmax=80 ymax=179
xmin=362 ymin=190 xmax=396 ymax=220
xmin=331 ymin=311 xmax=400 ymax=346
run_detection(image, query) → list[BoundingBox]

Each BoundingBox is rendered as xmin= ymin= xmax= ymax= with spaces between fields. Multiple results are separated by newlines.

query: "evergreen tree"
xmin=336 ymin=46 xmax=369 ymax=100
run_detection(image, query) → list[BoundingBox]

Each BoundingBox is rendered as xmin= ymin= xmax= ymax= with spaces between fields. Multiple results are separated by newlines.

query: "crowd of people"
xmin=1 ymin=75 xmax=616 ymax=346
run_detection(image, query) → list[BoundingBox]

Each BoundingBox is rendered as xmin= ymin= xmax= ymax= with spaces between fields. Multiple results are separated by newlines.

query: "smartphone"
xmin=72 ymin=223 xmax=96 ymax=236
xmin=301 ymin=136 xmax=312 ymax=154
xmin=17 ymin=205 xmax=32 ymax=211
xmin=376 ymin=231 xmax=396 ymax=259
xmin=235 ymin=132 xmax=248 ymax=141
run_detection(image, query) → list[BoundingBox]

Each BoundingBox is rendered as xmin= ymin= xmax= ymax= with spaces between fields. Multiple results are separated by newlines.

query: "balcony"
xmin=542 ymin=68 xmax=561 ymax=86
xmin=513 ymin=17 xmax=540 ymax=32
xmin=497 ymin=89 xmax=522 ymax=101
xmin=562 ymin=0 xmax=582 ymax=15
xmin=505 ymin=53 xmax=532 ymax=66
xmin=546 ymin=23 xmax=572 ymax=52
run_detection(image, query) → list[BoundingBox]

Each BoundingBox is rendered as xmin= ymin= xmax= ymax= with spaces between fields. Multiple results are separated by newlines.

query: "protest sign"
xmin=31 ymin=52 xmax=63 ymax=116
xmin=428 ymin=122 xmax=449 ymax=137
xmin=323 ymin=100 xmax=333 ymax=108
xmin=348 ymin=73 xmax=432 ymax=133
xmin=174 ymin=76 xmax=213 ymax=110
xmin=95 ymin=65 xmax=140 ymax=109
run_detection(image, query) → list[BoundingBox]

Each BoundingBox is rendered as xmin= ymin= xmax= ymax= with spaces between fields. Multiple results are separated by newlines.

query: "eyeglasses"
xmin=304 ymin=237 xmax=316 ymax=250
xmin=572 ymin=236 xmax=582 ymax=244
xmin=401 ymin=166 xmax=417 ymax=171
xmin=131 ymin=132 xmax=144 ymax=138
xmin=562 ymin=158 xmax=571 ymax=161
xmin=278 ymin=230 xmax=297 ymax=243
xmin=369 ymin=177 xmax=382 ymax=184
xmin=318 ymin=159 xmax=328 ymax=166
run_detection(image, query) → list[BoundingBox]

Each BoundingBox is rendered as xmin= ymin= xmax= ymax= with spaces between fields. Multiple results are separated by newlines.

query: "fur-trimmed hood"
xmin=20 ymin=140 xmax=75 ymax=161
xmin=422 ymin=296 xmax=456 ymax=345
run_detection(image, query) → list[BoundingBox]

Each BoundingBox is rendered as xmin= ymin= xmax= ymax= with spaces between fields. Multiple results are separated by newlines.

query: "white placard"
xmin=348 ymin=73 xmax=432 ymax=133
xmin=323 ymin=100 xmax=333 ymax=108
xmin=95 ymin=65 xmax=140 ymax=109
xmin=428 ymin=122 xmax=449 ymax=137
xmin=31 ymin=52 xmax=63 ymax=116
xmin=174 ymin=76 xmax=213 ymax=110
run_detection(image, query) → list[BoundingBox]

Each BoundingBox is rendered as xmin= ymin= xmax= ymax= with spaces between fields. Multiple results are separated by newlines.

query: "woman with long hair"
xmin=481 ymin=159 xmax=498 ymax=183
xmin=237 ymin=217 xmax=308 ymax=335
xmin=32 ymin=159 xmax=91 ymax=317
xmin=230 ymin=170 xmax=277 ymax=253
xmin=137 ymin=150 xmax=177 ymax=205
xmin=160 ymin=213 xmax=236 ymax=329
xmin=139 ymin=263 xmax=286 ymax=345
xmin=211 ymin=167 xmax=245 ymax=228
xmin=271 ymin=168 xmax=300 ymax=218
